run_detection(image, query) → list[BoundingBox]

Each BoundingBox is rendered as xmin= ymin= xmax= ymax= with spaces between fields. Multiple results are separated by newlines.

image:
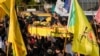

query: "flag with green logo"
xmin=67 ymin=0 xmax=99 ymax=56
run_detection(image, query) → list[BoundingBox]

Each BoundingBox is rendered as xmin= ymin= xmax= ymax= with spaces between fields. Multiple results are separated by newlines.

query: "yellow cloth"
xmin=68 ymin=0 xmax=99 ymax=56
xmin=28 ymin=26 xmax=67 ymax=37
xmin=0 ymin=7 xmax=5 ymax=21
xmin=0 ymin=0 xmax=6 ymax=3
xmin=0 ymin=0 xmax=27 ymax=56
xmin=0 ymin=0 xmax=10 ymax=15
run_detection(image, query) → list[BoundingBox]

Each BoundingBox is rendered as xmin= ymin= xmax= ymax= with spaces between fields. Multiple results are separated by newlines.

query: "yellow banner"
xmin=28 ymin=25 xmax=68 ymax=37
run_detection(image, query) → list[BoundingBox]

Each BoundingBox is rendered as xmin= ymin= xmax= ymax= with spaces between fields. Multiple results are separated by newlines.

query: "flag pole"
xmin=63 ymin=29 xmax=67 ymax=56
xmin=6 ymin=43 xmax=9 ymax=56
xmin=67 ymin=0 xmax=81 ymax=56
xmin=6 ymin=42 xmax=11 ymax=56
xmin=62 ymin=0 xmax=68 ymax=55
xmin=63 ymin=35 xmax=67 ymax=56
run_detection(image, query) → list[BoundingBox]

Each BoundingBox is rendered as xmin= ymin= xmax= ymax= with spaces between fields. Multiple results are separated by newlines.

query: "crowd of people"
xmin=0 ymin=11 xmax=100 ymax=56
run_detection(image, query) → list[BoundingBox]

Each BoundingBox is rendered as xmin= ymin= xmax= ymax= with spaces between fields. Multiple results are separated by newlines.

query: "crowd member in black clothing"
xmin=53 ymin=48 xmax=63 ymax=56
xmin=90 ymin=19 xmax=100 ymax=54
xmin=0 ymin=36 xmax=6 ymax=56
xmin=32 ymin=43 xmax=39 ymax=56
xmin=0 ymin=27 xmax=6 ymax=56
xmin=30 ymin=12 xmax=39 ymax=21
xmin=96 ymin=23 xmax=100 ymax=54
xmin=54 ymin=37 xmax=65 ymax=51
xmin=17 ymin=16 xmax=31 ymax=56
xmin=18 ymin=16 xmax=26 ymax=30
xmin=42 ymin=37 xmax=52 ymax=56
xmin=50 ymin=13 xmax=62 ymax=26
xmin=60 ymin=17 xmax=68 ymax=26
xmin=97 ymin=24 xmax=100 ymax=39
xmin=90 ymin=20 xmax=97 ymax=36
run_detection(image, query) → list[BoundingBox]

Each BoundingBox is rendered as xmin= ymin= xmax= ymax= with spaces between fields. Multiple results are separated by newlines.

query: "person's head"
xmin=52 ymin=12 xmax=58 ymax=17
xmin=37 ymin=36 xmax=42 ymax=40
xmin=55 ymin=48 xmax=61 ymax=53
xmin=47 ymin=48 xmax=53 ymax=54
xmin=47 ymin=37 xmax=52 ymax=41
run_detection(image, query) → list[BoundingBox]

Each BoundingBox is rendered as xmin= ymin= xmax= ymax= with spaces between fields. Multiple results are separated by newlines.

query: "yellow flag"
xmin=7 ymin=0 xmax=27 ymax=56
xmin=68 ymin=0 xmax=99 ymax=56
xmin=0 ymin=0 xmax=10 ymax=15
xmin=0 ymin=0 xmax=27 ymax=56
xmin=0 ymin=0 xmax=7 ymax=21
xmin=0 ymin=0 xmax=6 ymax=3
xmin=0 ymin=7 xmax=5 ymax=21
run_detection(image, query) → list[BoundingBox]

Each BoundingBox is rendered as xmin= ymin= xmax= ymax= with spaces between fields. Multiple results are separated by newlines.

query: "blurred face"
xmin=55 ymin=16 xmax=59 ymax=19
xmin=53 ymin=13 xmax=57 ymax=17
xmin=37 ymin=36 xmax=42 ymax=39
xmin=55 ymin=49 xmax=60 ymax=53
xmin=34 ymin=39 xmax=37 ymax=43
xmin=62 ymin=18 xmax=66 ymax=20
xmin=33 ymin=35 xmax=36 ymax=38
xmin=47 ymin=37 xmax=51 ymax=41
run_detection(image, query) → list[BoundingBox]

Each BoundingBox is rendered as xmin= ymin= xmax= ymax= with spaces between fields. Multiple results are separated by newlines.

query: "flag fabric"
xmin=68 ymin=0 xmax=99 ymax=56
xmin=0 ymin=7 xmax=5 ymax=21
xmin=0 ymin=0 xmax=27 ymax=56
xmin=0 ymin=0 xmax=7 ymax=21
xmin=55 ymin=0 xmax=70 ymax=16
xmin=0 ymin=0 xmax=6 ymax=3
xmin=67 ymin=0 xmax=75 ymax=33
xmin=8 ymin=0 xmax=27 ymax=56
xmin=95 ymin=7 xmax=100 ymax=24
xmin=0 ymin=0 xmax=10 ymax=16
